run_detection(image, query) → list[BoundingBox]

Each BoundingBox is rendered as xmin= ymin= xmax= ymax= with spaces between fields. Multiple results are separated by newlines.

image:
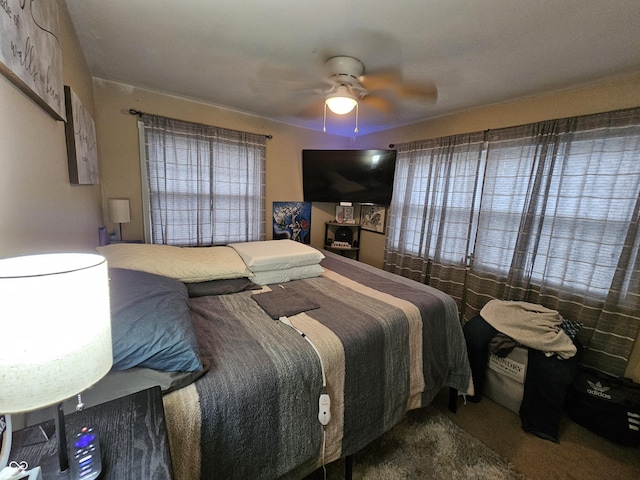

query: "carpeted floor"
xmin=434 ymin=389 xmax=640 ymax=480
xmin=305 ymin=406 xmax=527 ymax=480
xmin=305 ymin=386 xmax=640 ymax=480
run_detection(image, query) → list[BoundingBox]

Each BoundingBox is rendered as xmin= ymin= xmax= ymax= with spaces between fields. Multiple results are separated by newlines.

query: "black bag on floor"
xmin=566 ymin=367 xmax=640 ymax=446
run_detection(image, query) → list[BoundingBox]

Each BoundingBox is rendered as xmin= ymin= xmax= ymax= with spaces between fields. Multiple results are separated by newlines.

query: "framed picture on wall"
xmin=273 ymin=201 xmax=312 ymax=244
xmin=360 ymin=205 xmax=386 ymax=234
xmin=64 ymin=86 xmax=99 ymax=184
xmin=0 ymin=0 xmax=65 ymax=120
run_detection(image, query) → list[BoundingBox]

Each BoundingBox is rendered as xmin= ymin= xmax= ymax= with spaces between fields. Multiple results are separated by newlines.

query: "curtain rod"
xmin=128 ymin=109 xmax=273 ymax=140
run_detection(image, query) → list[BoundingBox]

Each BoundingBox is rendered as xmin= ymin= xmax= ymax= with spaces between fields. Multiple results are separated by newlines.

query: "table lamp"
xmin=0 ymin=253 xmax=113 ymax=478
xmin=108 ymin=198 xmax=131 ymax=241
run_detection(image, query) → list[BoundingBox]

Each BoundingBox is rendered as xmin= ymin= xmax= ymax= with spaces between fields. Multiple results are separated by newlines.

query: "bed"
xmin=30 ymin=240 xmax=472 ymax=480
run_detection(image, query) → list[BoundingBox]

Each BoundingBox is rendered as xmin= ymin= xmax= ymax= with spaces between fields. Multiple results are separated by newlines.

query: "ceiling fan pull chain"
xmin=323 ymin=102 xmax=327 ymax=132
xmin=354 ymin=103 xmax=359 ymax=133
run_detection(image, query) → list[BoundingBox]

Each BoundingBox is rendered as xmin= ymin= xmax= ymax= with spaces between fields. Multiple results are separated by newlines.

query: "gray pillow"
xmin=109 ymin=268 xmax=203 ymax=372
xmin=185 ymin=277 xmax=259 ymax=297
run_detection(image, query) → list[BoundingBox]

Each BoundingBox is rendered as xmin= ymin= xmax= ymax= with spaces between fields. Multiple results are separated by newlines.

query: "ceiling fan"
xmin=316 ymin=56 xmax=438 ymax=132
xmin=253 ymin=52 xmax=438 ymax=132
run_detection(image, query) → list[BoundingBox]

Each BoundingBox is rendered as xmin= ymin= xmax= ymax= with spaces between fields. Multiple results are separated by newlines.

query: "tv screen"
xmin=302 ymin=149 xmax=397 ymax=205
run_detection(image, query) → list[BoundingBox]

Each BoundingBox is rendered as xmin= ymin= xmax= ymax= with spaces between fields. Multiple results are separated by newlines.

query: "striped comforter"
xmin=163 ymin=252 xmax=471 ymax=480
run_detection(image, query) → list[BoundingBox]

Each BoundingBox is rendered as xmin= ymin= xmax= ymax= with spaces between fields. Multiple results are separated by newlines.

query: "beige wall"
xmin=2 ymin=2 xmax=638 ymax=270
xmin=353 ymin=73 xmax=640 ymax=381
xmin=0 ymin=0 xmax=101 ymax=258
xmin=352 ymin=72 xmax=640 ymax=268
xmin=93 ymin=72 xmax=640 ymax=271
xmin=93 ymin=80 xmax=349 ymax=246
xmin=1 ymin=6 xmax=638 ymax=377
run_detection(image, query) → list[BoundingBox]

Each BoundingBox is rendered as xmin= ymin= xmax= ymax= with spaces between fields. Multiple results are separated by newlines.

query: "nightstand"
xmin=8 ymin=386 xmax=173 ymax=479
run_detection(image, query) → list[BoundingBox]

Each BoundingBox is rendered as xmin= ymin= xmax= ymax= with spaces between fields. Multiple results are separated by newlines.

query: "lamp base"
xmin=34 ymin=402 xmax=72 ymax=480
xmin=39 ymin=405 xmax=101 ymax=480
xmin=38 ymin=454 xmax=71 ymax=479
xmin=39 ymin=437 xmax=101 ymax=480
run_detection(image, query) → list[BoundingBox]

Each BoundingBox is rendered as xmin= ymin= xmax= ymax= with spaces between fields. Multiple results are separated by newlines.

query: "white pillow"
xmin=96 ymin=244 xmax=252 ymax=283
xmin=251 ymin=264 xmax=324 ymax=285
xmin=228 ymin=240 xmax=324 ymax=272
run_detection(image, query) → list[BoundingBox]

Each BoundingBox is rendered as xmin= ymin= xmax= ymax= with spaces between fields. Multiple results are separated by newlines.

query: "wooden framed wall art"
xmin=360 ymin=205 xmax=386 ymax=234
xmin=64 ymin=86 xmax=99 ymax=184
xmin=0 ymin=0 xmax=66 ymax=120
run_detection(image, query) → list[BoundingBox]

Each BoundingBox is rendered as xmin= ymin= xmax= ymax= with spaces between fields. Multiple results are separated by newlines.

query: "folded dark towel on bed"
xmin=252 ymin=288 xmax=320 ymax=319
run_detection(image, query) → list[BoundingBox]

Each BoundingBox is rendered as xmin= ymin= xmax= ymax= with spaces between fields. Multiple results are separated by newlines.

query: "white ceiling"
xmin=65 ymin=0 xmax=640 ymax=136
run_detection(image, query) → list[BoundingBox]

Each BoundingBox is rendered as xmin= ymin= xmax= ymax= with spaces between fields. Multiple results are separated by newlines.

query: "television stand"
xmin=324 ymin=222 xmax=361 ymax=261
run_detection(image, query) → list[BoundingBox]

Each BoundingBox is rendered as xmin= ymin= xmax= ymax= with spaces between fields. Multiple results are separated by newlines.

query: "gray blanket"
xmin=163 ymin=251 xmax=471 ymax=480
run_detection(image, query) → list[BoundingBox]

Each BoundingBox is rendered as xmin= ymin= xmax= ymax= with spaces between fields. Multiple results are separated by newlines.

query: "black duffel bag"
xmin=566 ymin=367 xmax=640 ymax=446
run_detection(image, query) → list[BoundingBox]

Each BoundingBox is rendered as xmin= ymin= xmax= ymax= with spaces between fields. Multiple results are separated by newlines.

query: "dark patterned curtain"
xmin=384 ymin=132 xmax=486 ymax=316
xmin=141 ymin=114 xmax=266 ymax=246
xmin=386 ymin=107 xmax=640 ymax=379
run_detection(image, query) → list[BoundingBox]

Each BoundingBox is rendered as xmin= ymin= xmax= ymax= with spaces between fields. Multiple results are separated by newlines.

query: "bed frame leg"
xmin=448 ymin=387 xmax=458 ymax=413
xmin=345 ymin=454 xmax=353 ymax=480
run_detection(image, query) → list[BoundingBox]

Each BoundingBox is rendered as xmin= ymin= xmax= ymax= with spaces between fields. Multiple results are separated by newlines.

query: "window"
xmin=474 ymin=119 xmax=640 ymax=299
xmin=386 ymin=107 xmax=640 ymax=378
xmin=139 ymin=114 xmax=266 ymax=246
xmin=387 ymin=133 xmax=485 ymax=266
xmin=389 ymin=114 xmax=640 ymax=300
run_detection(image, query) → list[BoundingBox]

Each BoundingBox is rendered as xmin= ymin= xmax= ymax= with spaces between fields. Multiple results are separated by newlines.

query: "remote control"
xmin=70 ymin=426 xmax=102 ymax=480
xmin=318 ymin=393 xmax=331 ymax=426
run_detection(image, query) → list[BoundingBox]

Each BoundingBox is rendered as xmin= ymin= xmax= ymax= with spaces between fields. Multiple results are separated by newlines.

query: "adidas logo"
xmin=587 ymin=380 xmax=612 ymax=399
xmin=629 ymin=412 xmax=640 ymax=432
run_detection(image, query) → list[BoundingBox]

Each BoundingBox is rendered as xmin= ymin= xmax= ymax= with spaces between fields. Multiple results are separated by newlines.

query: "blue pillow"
xmin=109 ymin=268 xmax=202 ymax=372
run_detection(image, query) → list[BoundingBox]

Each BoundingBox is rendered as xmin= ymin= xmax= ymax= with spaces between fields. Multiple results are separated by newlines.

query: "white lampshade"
xmin=108 ymin=198 xmax=131 ymax=224
xmin=0 ymin=253 xmax=113 ymax=414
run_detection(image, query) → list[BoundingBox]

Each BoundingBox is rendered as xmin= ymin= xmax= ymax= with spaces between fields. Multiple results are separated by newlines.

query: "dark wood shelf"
xmin=324 ymin=222 xmax=362 ymax=260
xmin=9 ymin=387 xmax=173 ymax=479
xmin=325 ymin=222 xmax=359 ymax=227
xmin=325 ymin=245 xmax=360 ymax=252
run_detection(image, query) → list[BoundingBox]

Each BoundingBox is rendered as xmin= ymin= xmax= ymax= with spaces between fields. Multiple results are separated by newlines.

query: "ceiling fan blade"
xmin=359 ymin=68 xmax=402 ymax=91
xmin=394 ymin=82 xmax=438 ymax=103
xmin=361 ymin=94 xmax=394 ymax=114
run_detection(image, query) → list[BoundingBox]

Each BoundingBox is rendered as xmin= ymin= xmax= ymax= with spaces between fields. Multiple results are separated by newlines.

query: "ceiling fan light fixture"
xmin=325 ymin=91 xmax=358 ymax=115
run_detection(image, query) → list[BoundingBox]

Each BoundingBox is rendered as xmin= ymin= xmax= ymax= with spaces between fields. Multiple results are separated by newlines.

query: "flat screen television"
xmin=302 ymin=149 xmax=397 ymax=205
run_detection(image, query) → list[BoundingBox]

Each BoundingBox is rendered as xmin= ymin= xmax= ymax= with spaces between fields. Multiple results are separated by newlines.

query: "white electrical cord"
xmin=278 ymin=316 xmax=327 ymax=388
xmin=278 ymin=316 xmax=331 ymax=424
xmin=278 ymin=315 xmax=331 ymax=478
xmin=321 ymin=428 xmax=327 ymax=480
xmin=0 ymin=463 xmax=42 ymax=480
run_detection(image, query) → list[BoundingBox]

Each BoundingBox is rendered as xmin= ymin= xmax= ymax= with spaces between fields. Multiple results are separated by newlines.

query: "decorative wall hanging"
xmin=273 ymin=202 xmax=312 ymax=244
xmin=0 ymin=0 xmax=65 ymax=120
xmin=360 ymin=205 xmax=386 ymax=233
xmin=64 ymin=86 xmax=99 ymax=184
